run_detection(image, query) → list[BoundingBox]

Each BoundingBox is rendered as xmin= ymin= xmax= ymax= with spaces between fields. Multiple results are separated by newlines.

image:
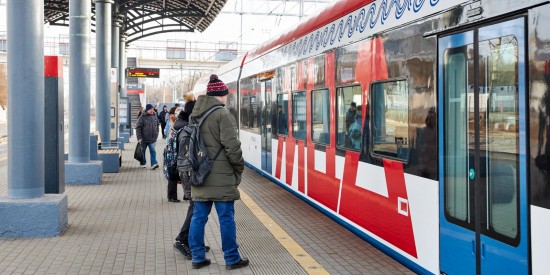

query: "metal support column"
xmin=119 ymin=33 xmax=127 ymax=98
xmin=7 ymin=0 xmax=44 ymax=198
xmin=1 ymin=0 xmax=68 ymax=238
xmin=65 ymin=0 xmax=102 ymax=185
xmin=69 ymin=0 xmax=91 ymax=163
xmin=111 ymin=15 xmax=120 ymax=71
xmin=95 ymin=0 xmax=113 ymax=145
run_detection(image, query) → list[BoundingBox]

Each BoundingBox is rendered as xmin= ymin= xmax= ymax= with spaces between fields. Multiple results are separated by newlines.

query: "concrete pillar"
xmin=95 ymin=0 xmax=113 ymax=145
xmin=6 ymin=0 xmax=44 ymax=199
xmin=111 ymin=15 xmax=120 ymax=71
xmin=65 ymin=0 xmax=102 ymax=185
xmin=1 ymin=0 xmax=68 ymax=238
xmin=119 ymin=33 xmax=127 ymax=98
xmin=69 ymin=0 xmax=91 ymax=163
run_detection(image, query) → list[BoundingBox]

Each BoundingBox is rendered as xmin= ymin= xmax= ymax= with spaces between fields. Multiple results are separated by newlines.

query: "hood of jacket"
xmin=191 ymin=95 xmax=224 ymax=119
xmin=172 ymin=116 xmax=188 ymax=131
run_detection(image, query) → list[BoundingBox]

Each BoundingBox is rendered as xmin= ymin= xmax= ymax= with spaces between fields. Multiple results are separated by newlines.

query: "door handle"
xmin=481 ymin=243 xmax=486 ymax=259
xmin=472 ymin=240 xmax=475 ymax=255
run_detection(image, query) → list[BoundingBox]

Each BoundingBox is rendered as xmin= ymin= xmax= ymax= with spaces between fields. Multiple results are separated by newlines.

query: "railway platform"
xmin=0 ymin=138 xmax=412 ymax=274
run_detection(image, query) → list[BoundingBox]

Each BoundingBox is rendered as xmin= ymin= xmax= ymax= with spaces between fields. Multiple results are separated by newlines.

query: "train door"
xmin=260 ymin=79 xmax=272 ymax=173
xmin=438 ymin=18 xmax=528 ymax=274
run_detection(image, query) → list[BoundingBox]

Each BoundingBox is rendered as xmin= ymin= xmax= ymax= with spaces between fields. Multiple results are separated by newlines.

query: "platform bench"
xmin=98 ymin=149 xmax=122 ymax=173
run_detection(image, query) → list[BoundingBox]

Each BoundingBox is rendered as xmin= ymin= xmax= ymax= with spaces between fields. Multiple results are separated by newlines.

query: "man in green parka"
xmin=188 ymin=74 xmax=249 ymax=270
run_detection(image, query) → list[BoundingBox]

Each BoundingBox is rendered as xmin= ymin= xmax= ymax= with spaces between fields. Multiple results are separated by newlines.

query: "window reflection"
xmin=371 ymin=80 xmax=409 ymax=161
xmin=312 ymin=89 xmax=330 ymax=144
xmin=337 ymin=85 xmax=362 ymax=150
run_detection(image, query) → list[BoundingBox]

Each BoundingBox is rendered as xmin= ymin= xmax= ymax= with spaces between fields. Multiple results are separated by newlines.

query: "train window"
xmin=226 ymin=82 xmax=238 ymax=123
xmin=241 ymin=95 xmax=250 ymax=129
xmin=312 ymin=88 xmax=330 ymax=144
xmin=276 ymin=93 xmax=289 ymax=136
xmin=240 ymin=77 xmax=260 ymax=134
xmin=292 ymin=91 xmax=306 ymax=140
xmin=336 ymin=85 xmax=362 ymax=150
xmin=370 ymin=80 xmax=409 ymax=161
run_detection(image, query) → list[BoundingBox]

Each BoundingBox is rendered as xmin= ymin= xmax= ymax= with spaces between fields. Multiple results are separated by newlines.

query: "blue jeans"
xmin=189 ymin=201 xmax=241 ymax=264
xmin=140 ymin=141 xmax=157 ymax=166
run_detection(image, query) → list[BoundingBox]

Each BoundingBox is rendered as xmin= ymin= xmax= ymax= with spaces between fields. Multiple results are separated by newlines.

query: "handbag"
xmin=134 ymin=142 xmax=145 ymax=163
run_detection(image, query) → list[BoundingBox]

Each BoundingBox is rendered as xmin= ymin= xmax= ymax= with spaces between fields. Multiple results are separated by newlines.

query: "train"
xmin=190 ymin=0 xmax=550 ymax=274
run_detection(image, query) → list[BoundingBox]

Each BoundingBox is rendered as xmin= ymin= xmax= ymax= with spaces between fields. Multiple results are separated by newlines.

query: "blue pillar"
xmin=65 ymin=0 xmax=103 ymax=185
xmin=95 ymin=0 xmax=113 ymax=145
xmin=7 ymin=0 xmax=44 ymax=198
xmin=1 ymin=0 xmax=68 ymax=238
xmin=69 ymin=0 xmax=91 ymax=163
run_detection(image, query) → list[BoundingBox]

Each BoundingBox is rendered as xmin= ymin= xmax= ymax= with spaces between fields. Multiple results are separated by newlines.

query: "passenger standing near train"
xmin=135 ymin=104 xmax=160 ymax=169
xmin=346 ymin=102 xmax=358 ymax=130
xmin=188 ymin=74 xmax=249 ymax=270
xmin=172 ymin=96 xmax=214 ymax=257
xmin=277 ymin=105 xmax=287 ymax=135
xmin=164 ymin=106 xmax=177 ymax=140
xmin=159 ymin=105 xmax=168 ymax=139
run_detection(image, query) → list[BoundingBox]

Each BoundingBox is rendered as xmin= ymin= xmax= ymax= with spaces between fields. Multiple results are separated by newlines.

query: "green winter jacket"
xmin=190 ymin=95 xmax=244 ymax=201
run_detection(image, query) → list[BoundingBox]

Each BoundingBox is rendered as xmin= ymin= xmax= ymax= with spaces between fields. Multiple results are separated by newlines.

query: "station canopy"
xmin=44 ymin=0 xmax=228 ymax=43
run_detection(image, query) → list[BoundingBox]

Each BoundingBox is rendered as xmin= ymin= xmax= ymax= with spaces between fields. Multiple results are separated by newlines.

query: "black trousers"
xmin=167 ymin=180 xmax=178 ymax=200
xmin=160 ymin=123 xmax=167 ymax=138
xmin=175 ymin=200 xmax=194 ymax=246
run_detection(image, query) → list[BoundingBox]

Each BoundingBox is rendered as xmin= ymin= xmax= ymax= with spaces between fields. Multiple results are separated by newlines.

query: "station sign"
xmin=127 ymin=67 xmax=160 ymax=78
xmin=127 ymin=83 xmax=145 ymax=94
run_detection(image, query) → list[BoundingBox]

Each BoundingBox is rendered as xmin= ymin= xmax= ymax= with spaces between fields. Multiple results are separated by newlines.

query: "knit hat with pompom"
xmin=206 ymin=74 xmax=228 ymax=96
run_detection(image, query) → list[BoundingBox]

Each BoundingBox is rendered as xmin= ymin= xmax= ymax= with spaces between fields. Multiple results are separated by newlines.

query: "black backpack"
xmin=177 ymin=106 xmax=224 ymax=186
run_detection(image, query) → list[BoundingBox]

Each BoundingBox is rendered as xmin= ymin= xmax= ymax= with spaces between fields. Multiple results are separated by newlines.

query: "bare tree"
xmin=0 ymin=64 xmax=7 ymax=110
xmin=145 ymin=83 xmax=164 ymax=104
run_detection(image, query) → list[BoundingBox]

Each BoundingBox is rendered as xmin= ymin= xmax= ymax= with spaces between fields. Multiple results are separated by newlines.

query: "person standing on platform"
xmin=159 ymin=105 xmax=168 ymax=139
xmin=135 ymin=103 xmax=160 ymax=169
xmin=188 ymin=74 xmax=249 ymax=270
xmin=172 ymin=95 xmax=214 ymax=258
xmin=164 ymin=107 xmax=177 ymax=142
xmin=137 ymin=106 xmax=144 ymax=118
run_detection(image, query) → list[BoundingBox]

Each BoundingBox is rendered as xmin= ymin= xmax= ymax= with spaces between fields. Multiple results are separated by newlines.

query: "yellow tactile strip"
xmin=240 ymin=190 xmax=330 ymax=275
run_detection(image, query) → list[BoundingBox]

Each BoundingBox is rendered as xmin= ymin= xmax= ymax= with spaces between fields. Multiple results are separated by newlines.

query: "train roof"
xmin=202 ymin=0 xmax=371 ymax=80
xmin=248 ymin=0 xmax=374 ymax=59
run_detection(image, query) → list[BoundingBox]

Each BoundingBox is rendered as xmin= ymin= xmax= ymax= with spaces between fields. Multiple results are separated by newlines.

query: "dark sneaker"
xmin=226 ymin=258 xmax=249 ymax=270
xmin=192 ymin=259 xmax=211 ymax=269
xmin=173 ymin=242 xmax=191 ymax=260
xmin=205 ymin=246 xmax=210 ymax=252
xmin=168 ymin=199 xmax=181 ymax=203
xmin=152 ymin=164 xmax=159 ymax=169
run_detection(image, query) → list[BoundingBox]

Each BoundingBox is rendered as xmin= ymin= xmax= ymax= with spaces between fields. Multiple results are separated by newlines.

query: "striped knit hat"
xmin=206 ymin=74 xmax=228 ymax=96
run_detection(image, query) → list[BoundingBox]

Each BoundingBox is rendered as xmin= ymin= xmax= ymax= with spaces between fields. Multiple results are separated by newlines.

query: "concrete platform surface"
xmin=0 ymin=138 xmax=413 ymax=274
